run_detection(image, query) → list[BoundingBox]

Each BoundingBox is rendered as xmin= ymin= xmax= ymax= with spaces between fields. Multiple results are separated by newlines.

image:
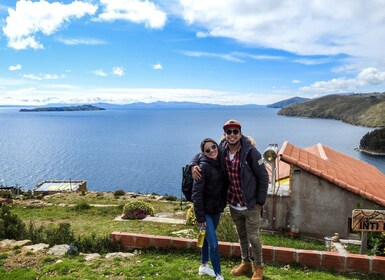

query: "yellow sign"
xmin=352 ymin=209 xmax=385 ymax=232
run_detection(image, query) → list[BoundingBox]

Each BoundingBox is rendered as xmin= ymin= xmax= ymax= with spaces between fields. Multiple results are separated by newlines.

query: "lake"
xmin=0 ymin=107 xmax=384 ymax=196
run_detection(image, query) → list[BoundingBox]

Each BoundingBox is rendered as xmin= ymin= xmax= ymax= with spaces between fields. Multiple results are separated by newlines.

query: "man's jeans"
xmin=201 ymin=213 xmax=221 ymax=276
xmin=230 ymin=206 xmax=263 ymax=265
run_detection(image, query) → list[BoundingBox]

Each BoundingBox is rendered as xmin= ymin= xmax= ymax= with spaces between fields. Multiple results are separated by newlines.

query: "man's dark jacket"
xmin=218 ymin=135 xmax=269 ymax=209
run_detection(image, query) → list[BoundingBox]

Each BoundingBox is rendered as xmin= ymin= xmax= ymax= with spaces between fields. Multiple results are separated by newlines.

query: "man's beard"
xmin=228 ymin=139 xmax=240 ymax=147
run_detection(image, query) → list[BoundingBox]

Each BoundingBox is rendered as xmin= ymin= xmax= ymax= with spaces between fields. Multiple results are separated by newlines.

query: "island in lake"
xmin=19 ymin=104 xmax=106 ymax=112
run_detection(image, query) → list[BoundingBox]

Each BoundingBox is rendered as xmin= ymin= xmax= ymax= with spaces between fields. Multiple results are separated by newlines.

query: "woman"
xmin=191 ymin=138 xmax=228 ymax=280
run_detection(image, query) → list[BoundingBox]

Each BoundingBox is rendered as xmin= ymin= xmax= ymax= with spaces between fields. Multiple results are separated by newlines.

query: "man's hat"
xmin=223 ymin=119 xmax=241 ymax=131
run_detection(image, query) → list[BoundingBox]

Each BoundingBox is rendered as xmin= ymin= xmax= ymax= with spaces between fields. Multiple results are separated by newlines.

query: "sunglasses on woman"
xmin=204 ymin=144 xmax=217 ymax=154
xmin=225 ymin=129 xmax=240 ymax=135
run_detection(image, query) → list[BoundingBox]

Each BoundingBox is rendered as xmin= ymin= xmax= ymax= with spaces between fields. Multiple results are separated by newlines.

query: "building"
xmin=262 ymin=141 xmax=385 ymax=239
xmin=34 ymin=180 xmax=87 ymax=195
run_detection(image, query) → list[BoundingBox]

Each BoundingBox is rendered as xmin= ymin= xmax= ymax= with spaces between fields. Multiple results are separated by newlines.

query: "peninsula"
xmin=277 ymin=92 xmax=385 ymax=127
xmin=19 ymin=104 xmax=106 ymax=112
xmin=277 ymin=92 xmax=385 ymax=156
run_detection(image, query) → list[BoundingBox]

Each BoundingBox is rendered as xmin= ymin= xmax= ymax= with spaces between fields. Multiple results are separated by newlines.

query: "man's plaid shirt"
xmin=225 ymin=143 xmax=246 ymax=207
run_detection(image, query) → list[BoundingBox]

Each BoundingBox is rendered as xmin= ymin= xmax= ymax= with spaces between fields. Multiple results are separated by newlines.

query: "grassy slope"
xmin=2 ymin=193 xmax=384 ymax=279
xmin=278 ymin=93 xmax=385 ymax=127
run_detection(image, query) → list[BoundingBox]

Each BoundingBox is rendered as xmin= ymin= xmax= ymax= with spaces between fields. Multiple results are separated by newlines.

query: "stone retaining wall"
xmin=111 ymin=232 xmax=385 ymax=275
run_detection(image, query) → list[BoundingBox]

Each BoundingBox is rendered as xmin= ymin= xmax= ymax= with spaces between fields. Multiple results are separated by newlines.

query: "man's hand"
xmin=192 ymin=165 xmax=202 ymax=181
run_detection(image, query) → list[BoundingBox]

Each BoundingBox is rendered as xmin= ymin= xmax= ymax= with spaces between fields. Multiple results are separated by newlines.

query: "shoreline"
xmin=355 ymin=147 xmax=385 ymax=156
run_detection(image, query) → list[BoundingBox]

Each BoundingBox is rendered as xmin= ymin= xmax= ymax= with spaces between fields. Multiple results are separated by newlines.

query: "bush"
xmin=368 ymin=232 xmax=385 ymax=256
xmin=185 ymin=205 xmax=196 ymax=226
xmin=0 ymin=191 xmax=12 ymax=199
xmin=114 ymin=190 xmax=125 ymax=197
xmin=45 ymin=223 xmax=75 ymax=246
xmin=122 ymin=201 xmax=154 ymax=220
xmin=162 ymin=194 xmax=177 ymax=201
xmin=73 ymin=200 xmax=91 ymax=211
xmin=217 ymin=209 xmax=238 ymax=242
xmin=26 ymin=221 xmax=45 ymax=244
xmin=66 ymin=243 xmax=79 ymax=256
xmin=0 ymin=204 xmax=26 ymax=239
xmin=74 ymin=233 xmax=120 ymax=254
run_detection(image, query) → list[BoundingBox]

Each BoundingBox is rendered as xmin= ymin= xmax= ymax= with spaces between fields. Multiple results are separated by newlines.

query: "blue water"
xmin=0 ymin=107 xmax=384 ymax=196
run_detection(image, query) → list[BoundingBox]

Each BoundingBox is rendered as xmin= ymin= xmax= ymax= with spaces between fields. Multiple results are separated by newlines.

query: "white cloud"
xmin=182 ymin=51 xmax=244 ymax=63
xmin=97 ymin=0 xmax=167 ymax=29
xmin=292 ymin=80 xmax=301 ymax=84
xmin=182 ymin=50 xmax=284 ymax=63
xmin=178 ymin=0 xmax=385 ymax=61
xmin=112 ymin=66 xmax=125 ymax=76
xmin=55 ymin=37 xmax=107 ymax=46
xmin=300 ymin=67 xmax=385 ymax=94
xmin=23 ymin=73 xmax=63 ymax=80
xmin=9 ymin=64 xmax=22 ymax=71
xmin=93 ymin=69 xmax=108 ymax=77
xmin=3 ymin=0 xmax=97 ymax=50
xmin=293 ymin=58 xmax=332 ymax=66
xmin=152 ymin=63 xmax=163 ymax=70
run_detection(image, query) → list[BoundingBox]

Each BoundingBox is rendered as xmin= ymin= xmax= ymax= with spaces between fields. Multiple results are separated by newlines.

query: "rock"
xmin=13 ymin=240 xmax=32 ymax=248
xmin=171 ymin=229 xmax=194 ymax=237
xmin=23 ymin=243 xmax=49 ymax=252
xmin=0 ymin=239 xmax=16 ymax=248
xmin=47 ymin=244 xmax=69 ymax=256
xmin=82 ymin=253 xmax=101 ymax=261
xmin=105 ymin=252 xmax=135 ymax=259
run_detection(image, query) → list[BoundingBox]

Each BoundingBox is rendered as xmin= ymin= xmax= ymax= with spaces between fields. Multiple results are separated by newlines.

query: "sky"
xmin=1 ymin=0 xmax=385 ymax=106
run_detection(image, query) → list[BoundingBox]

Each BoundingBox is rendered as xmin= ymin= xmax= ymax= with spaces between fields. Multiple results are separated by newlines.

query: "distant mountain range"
xmin=267 ymin=96 xmax=310 ymax=108
xmin=8 ymin=101 xmax=266 ymax=110
xmin=19 ymin=104 xmax=105 ymax=112
xmin=278 ymin=92 xmax=385 ymax=127
xmin=91 ymin=101 xmax=265 ymax=109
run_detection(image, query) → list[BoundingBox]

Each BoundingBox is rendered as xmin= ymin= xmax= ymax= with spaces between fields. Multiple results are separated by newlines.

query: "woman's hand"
xmin=192 ymin=165 xmax=202 ymax=180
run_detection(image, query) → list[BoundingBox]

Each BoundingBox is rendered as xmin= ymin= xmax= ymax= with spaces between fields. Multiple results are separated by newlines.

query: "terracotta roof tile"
xmin=279 ymin=141 xmax=385 ymax=207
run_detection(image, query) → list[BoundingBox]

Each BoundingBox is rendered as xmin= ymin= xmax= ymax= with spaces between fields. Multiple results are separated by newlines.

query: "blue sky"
xmin=1 ymin=0 xmax=385 ymax=106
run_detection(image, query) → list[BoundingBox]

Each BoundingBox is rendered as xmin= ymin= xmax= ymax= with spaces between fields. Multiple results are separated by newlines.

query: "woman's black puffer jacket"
xmin=191 ymin=153 xmax=228 ymax=224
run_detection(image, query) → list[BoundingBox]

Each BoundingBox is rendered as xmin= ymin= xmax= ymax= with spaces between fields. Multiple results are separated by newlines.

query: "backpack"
xmin=181 ymin=164 xmax=193 ymax=202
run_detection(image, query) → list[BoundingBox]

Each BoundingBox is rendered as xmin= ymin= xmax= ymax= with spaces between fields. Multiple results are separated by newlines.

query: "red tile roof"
xmin=278 ymin=141 xmax=385 ymax=207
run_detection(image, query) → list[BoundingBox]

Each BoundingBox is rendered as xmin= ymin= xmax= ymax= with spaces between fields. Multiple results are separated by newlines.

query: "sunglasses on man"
xmin=225 ymin=129 xmax=240 ymax=135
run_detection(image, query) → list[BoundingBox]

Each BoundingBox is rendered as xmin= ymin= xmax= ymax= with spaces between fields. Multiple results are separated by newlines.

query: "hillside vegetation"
xmin=278 ymin=92 xmax=385 ymax=127
xmin=360 ymin=128 xmax=385 ymax=154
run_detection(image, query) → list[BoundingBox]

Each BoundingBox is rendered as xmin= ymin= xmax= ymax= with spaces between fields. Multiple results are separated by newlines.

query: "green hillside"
xmin=360 ymin=128 xmax=385 ymax=154
xmin=278 ymin=92 xmax=385 ymax=127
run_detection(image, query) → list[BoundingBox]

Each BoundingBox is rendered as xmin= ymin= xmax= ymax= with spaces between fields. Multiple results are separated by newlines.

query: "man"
xmin=191 ymin=119 xmax=269 ymax=280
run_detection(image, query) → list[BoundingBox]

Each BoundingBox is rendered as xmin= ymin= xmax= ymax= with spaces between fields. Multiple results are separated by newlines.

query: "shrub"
xmin=26 ymin=221 xmax=45 ymax=244
xmin=45 ymin=223 xmax=75 ymax=246
xmin=66 ymin=243 xmax=79 ymax=256
xmin=122 ymin=201 xmax=154 ymax=220
xmin=0 ymin=204 xmax=26 ymax=239
xmin=73 ymin=200 xmax=91 ymax=211
xmin=162 ymin=194 xmax=177 ymax=201
xmin=74 ymin=233 xmax=120 ymax=254
xmin=185 ymin=205 xmax=196 ymax=226
xmin=114 ymin=190 xmax=125 ymax=197
xmin=368 ymin=232 xmax=385 ymax=256
xmin=217 ymin=209 xmax=238 ymax=242
xmin=0 ymin=191 xmax=12 ymax=199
